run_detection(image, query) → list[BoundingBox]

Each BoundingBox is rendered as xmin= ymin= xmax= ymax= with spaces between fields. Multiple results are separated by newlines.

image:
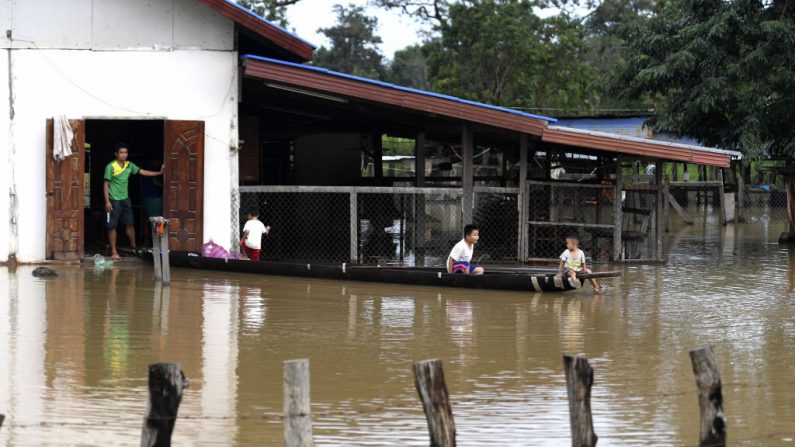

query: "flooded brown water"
xmin=2 ymin=218 xmax=795 ymax=446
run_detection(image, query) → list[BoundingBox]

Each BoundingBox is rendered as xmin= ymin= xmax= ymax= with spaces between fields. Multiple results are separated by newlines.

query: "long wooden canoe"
xmin=149 ymin=251 xmax=621 ymax=293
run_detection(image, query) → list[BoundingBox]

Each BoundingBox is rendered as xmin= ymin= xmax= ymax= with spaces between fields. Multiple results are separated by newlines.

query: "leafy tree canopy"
xmin=312 ymin=4 xmax=387 ymax=79
xmin=426 ymin=0 xmax=598 ymax=113
xmin=616 ymin=0 xmax=795 ymax=158
xmin=235 ymin=0 xmax=303 ymax=27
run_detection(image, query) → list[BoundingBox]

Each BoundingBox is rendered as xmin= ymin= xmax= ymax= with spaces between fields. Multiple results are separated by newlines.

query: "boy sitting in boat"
xmin=556 ymin=235 xmax=605 ymax=292
xmin=241 ymin=210 xmax=270 ymax=261
xmin=447 ymin=224 xmax=484 ymax=275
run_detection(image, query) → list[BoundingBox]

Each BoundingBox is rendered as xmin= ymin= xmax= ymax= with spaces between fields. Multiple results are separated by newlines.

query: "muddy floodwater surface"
xmin=2 ymin=219 xmax=795 ymax=446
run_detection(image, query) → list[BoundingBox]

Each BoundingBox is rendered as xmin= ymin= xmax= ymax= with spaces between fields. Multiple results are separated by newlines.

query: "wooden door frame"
xmin=45 ymin=118 xmax=86 ymax=260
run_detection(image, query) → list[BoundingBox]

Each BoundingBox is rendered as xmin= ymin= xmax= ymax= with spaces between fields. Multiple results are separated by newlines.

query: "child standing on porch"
xmin=241 ymin=210 xmax=270 ymax=261
xmin=557 ymin=235 xmax=605 ymax=292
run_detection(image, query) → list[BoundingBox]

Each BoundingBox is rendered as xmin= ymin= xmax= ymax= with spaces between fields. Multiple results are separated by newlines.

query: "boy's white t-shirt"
xmin=560 ymin=249 xmax=585 ymax=272
xmin=243 ymin=219 xmax=267 ymax=249
xmin=448 ymin=239 xmax=473 ymax=263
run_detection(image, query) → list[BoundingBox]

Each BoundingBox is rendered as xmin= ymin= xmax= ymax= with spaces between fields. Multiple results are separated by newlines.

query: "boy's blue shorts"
xmin=452 ymin=261 xmax=477 ymax=274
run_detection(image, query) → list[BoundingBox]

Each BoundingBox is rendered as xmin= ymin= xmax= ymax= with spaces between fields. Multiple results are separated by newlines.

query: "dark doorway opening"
xmin=84 ymin=119 xmax=164 ymax=255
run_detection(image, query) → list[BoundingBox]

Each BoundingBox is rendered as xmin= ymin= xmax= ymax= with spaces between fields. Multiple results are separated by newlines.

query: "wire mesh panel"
xmin=357 ymin=190 xmax=463 ymax=265
xmin=745 ymin=186 xmax=788 ymax=224
xmin=240 ymin=189 xmax=351 ymax=263
xmin=525 ymin=181 xmax=616 ymax=261
xmin=473 ymin=188 xmax=519 ymax=262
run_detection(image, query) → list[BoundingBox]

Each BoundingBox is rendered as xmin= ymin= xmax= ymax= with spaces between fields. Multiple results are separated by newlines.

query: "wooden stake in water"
xmin=149 ymin=217 xmax=171 ymax=285
xmin=413 ymin=359 xmax=456 ymax=447
xmin=690 ymin=345 xmax=726 ymax=447
xmin=563 ymin=355 xmax=597 ymax=447
xmin=284 ymin=359 xmax=314 ymax=447
xmin=0 ymin=413 xmax=5 ymax=430
xmin=141 ymin=363 xmax=188 ymax=447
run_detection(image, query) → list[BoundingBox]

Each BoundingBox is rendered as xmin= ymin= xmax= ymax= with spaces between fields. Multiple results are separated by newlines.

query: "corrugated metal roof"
xmin=242 ymin=55 xmax=557 ymax=124
xmin=544 ymin=126 xmax=740 ymax=167
xmin=222 ymin=0 xmax=316 ymax=48
xmin=197 ymin=0 xmax=315 ymax=61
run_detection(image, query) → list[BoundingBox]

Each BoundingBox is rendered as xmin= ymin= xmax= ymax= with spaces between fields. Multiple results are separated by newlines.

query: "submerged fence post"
xmin=689 ymin=345 xmax=726 ymax=447
xmin=612 ymin=156 xmax=623 ymax=262
xmin=413 ymin=359 xmax=456 ymax=447
xmin=718 ymin=170 xmax=727 ymax=226
xmin=0 ymin=413 xmax=4 ymax=431
xmin=284 ymin=359 xmax=313 ymax=447
xmin=150 ymin=217 xmax=171 ymax=285
xmin=140 ymin=363 xmax=188 ymax=447
xmin=563 ymin=355 xmax=597 ymax=447
xmin=349 ymin=192 xmax=358 ymax=263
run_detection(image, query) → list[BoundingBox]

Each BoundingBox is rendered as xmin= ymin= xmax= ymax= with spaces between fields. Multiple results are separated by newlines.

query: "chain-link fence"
xmin=744 ymin=186 xmax=788 ymax=224
xmin=525 ymin=181 xmax=617 ymax=262
xmin=238 ymin=186 xmax=525 ymax=265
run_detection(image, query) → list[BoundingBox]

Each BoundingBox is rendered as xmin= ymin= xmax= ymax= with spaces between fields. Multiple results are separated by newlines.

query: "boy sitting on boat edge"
xmin=447 ymin=224 xmax=484 ymax=275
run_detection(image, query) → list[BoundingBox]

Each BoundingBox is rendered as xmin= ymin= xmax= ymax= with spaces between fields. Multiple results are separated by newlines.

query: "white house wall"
xmin=9 ymin=49 xmax=238 ymax=262
xmin=2 ymin=0 xmax=234 ymax=51
xmin=0 ymin=53 xmax=9 ymax=262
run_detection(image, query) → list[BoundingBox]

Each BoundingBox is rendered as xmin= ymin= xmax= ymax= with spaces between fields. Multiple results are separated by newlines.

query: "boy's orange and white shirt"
xmin=560 ymin=249 xmax=585 ymax=272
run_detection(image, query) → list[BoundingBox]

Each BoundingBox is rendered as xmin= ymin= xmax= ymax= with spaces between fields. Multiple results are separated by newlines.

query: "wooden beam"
xmin=718 ymin=169 xmax=727 ymax=226
xmin=563 ymin=355 xmax=597 ymax=447
xmin=737 ymin=161 xmax=746 ymax=223
xmin=373 ymin=133 xmax=383 ymax=179
xmin=669 ymin=193 xmax=694 ymax=225
xmin=284 ymin=359 xmax=314 ymax=447
xmin=690 ymin=345 xmax=726 ymax=447
xmin=654 ymin=160 xmax=664 ymax=261
xmin=140 ymin=363 xmax=189 ymax=447
xmin=518 ymin=134 xmax=529 ymax=262
xmin=462 ymin=124 xmax=474 ymax=226
xmin=413 ymin=359 xmax=456 ymax=447
xmin=612 ymin=157 xmax=623 ymax=262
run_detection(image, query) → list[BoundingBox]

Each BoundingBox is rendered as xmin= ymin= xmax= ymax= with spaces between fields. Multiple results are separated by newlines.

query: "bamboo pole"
xmin=284 ymin=359 xmax=314 ymax=447
xmin=563 ymin=355 xmax=597 ymax=447
xmin=413 ymin=359 xmax=456 ymax=447
xmin=689 ymin=345 xmax=726 ymax=447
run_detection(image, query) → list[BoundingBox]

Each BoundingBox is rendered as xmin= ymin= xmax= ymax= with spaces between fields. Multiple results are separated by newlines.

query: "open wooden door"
xmin=45 ymin=118 xmax=85 ymax=260
xmin=163 ymin=120 xmax=204 ymax=251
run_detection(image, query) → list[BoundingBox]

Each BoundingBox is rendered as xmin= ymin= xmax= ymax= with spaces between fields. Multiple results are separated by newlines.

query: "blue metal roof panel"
xmin=224 ymin=0 xmax=317 ymax=48
xmin=242 ymin=54 xmax=556 ymax=123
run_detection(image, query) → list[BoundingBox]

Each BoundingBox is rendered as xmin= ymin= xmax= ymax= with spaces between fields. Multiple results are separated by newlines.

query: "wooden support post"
xmin=373 ymin=133 xmax=383 ymax=179
xmin=151 ymin=221 xmax=162 ymax=281
xmin=518 ymin=134 xmax=529 ymax=262
xmin=415 ymin=133 xmax=426 ymax=265
xmin=664 ymin=176 xmax=671 ymax=232
xmin=655 ymin=160 xmax=664 ymax=260
xmin=159 ymin=224 xmax=170 ymax=285
xmin=0 ymin=413 xmax=4 ymax=430
xmin=718 ymin=169 xmax=727 ymax=226
xmin=150 ymin=217 xmax=170 ymax=285
xmin=141 ymin=363 xmax=188 ymax=447
xmin=350 ymin=192 xmax=358 ymax=263
xmin=413 ymin=359 xmax=456 ymax=447
xmin=462 ymin=124 xmax=474 ymax=226
xmin=737 ymin=162 xmax=746 ymax=223
xmin=612 ymin=157 xmax=623 ymax=262
xmin=689 ymin=345 xmax=726 ymax=447
xmin=563 ymin=355 xmax=597 ymax=447
xmin=284 ymin=359 xmax=314 ymax=447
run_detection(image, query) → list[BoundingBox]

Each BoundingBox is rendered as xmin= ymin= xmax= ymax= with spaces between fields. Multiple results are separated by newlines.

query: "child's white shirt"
xmin=448 ymin=239 xmax=473 ymax=263
xmin=560 ymin=249 xmax=585 ymax=272
xmin=243 ymin=219 xmax=267 ymax=249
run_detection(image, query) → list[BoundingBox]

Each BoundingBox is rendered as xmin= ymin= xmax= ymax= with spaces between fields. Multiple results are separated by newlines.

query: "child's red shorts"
xmin=242 ymin=244 xmax=261 ymax=261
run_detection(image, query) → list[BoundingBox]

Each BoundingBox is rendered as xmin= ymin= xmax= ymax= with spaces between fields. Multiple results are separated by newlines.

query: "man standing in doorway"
xmin=104 ymin=143 xmax=163 ymax=260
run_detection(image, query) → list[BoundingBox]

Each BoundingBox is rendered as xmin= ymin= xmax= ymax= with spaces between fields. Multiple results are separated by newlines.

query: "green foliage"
xmin=387 ymin=44 xmax=432 ymax=90
xmin=235 ymin=0 xmax=303 ymax=27
xmin=425 ymin=0 xmax=599 ymax=112
xmin=616 ymin=0 xmax=795 ymax=158
xmin=312 ymin=4 xmax=387 ymax=79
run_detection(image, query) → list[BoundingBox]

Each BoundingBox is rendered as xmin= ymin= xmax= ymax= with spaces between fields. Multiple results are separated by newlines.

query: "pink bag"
xmin=202 ymin=240 xmax=232 ymax=259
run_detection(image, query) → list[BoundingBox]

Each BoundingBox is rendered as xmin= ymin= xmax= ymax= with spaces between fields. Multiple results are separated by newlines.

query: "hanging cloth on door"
xmin=53 ymin=115 xmax=74 ymax=161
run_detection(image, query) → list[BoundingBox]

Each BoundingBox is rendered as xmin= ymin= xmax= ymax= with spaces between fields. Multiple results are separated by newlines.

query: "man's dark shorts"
xmin=107 ymin=198 xmax=134 ymax=229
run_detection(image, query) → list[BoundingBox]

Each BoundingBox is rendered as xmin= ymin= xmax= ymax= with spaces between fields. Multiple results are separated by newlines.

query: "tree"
xmin=313 ymin=4 xmax=387 ymax=79
xmin=236 ymin=0 xmax=303 ymax=27
xmin=616 ymin=0 xmax=795 ymax=158
xmin=387 ymin=44 xmax=432 ymax=89
xmin=424 ymin=0 xmax=599 ymax=112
